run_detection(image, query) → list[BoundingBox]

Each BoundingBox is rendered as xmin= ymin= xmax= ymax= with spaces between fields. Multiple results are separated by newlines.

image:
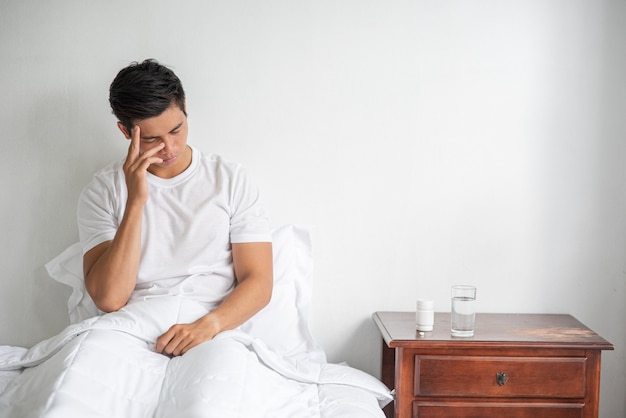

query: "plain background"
xmin=1 ymin=1 xmax=624 ymax=416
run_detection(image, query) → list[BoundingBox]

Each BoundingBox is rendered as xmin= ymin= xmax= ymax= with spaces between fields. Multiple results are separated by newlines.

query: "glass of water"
xmin=451 ymin=285 xmax=476 ymax=337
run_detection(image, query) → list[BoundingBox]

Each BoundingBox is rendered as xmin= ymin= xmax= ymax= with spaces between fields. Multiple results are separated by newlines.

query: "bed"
xmin=0 ymin=224 xmax=392 ymax=417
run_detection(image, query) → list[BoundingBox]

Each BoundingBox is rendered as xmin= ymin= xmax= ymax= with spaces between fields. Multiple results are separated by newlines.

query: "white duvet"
xmin=0 ymin=225 xmax=392 ymax=417
xmin=0 ymin=298 xmax=390 ymax=417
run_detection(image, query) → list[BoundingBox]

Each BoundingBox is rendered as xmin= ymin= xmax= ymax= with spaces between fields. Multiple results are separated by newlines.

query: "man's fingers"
xmin=131 ymin=125 xmax=141 ymax=150
xmin=135 ymin=154 xmax=164 ymax=170
xmin=156 ymin=325 xmax=200 ymax=357
xmin=156 ymin=325 xmax=186 ymax=355
xmin=155 ymin=329 xmax=174 ymax=354
xmin=126 ymin=143 xmax=164 ymax=172
xmin=143 ymin=142 xmax=165 ymax=158
xmin=124 ymin=126 xmax=141 ymax=165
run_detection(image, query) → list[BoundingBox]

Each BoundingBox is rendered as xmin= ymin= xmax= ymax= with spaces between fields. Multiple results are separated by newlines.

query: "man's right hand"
xmin=122 ymin=126 xmax=164 ymax=206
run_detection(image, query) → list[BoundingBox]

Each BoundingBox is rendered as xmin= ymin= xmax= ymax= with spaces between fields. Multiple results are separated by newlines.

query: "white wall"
xmin=1 ymin=1 xmax=624 ymax=416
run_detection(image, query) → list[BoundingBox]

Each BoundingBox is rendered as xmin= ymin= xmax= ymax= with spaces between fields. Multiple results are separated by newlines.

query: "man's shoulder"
xmin=94 ymin=158 xmax=124 ymax=175
xmin=83 ymin=158 xmax=125 ymax=190
xmin=91 ymin=159 xmax=124 ymax=181
xmin=192 ymin=147 xmax=243 ymax=173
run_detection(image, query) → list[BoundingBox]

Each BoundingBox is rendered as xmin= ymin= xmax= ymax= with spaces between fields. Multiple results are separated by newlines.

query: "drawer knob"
xmin=496 ymin=372 xmax=508 ymax=386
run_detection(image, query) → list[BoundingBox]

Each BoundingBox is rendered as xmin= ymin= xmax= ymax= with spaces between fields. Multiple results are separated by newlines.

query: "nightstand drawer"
xmin=413 ymin=402 xmax=584 ymax=418
xmin=414 ymin=356 xmax=586 ymax=398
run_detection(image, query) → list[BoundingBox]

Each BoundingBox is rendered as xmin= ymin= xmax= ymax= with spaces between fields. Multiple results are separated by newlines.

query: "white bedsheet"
xmin=0 ymin=296 xmax=391 ymax=418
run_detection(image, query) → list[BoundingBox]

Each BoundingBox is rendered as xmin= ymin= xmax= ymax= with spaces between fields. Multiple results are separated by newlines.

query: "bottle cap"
xmin=416 ymin=299 xmax=434 ymax=310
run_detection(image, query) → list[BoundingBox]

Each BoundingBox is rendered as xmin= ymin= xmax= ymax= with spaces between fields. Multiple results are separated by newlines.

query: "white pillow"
xmin=45 ymin=224 xmax=324 ymax=360
xmin=241 ymin=224 xmax=325 ymax=361
xmin=45 ymin=242 xmax=101 ymax=323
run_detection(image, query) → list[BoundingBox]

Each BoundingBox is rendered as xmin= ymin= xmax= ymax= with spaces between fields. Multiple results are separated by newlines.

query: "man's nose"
xmin=160 ymin=136 xmax=174 ymax=152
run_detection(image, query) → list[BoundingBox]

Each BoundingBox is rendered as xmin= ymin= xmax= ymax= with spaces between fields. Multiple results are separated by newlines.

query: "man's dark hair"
xmin=109 ymin=59 xmax=186 ymax=133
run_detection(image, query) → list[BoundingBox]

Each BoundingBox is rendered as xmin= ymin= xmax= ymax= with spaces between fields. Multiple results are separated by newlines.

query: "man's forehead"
xmin=139 ymin=121 xmax=184 ymax=139
xmin=136 ymin=106 xmax=186 ymax=137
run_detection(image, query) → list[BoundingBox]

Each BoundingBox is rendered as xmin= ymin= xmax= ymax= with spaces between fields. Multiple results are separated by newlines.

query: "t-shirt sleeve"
xmin=76 ymin=174 xmax=120 ymax=254
xmin=228 ymin=165 xmax=271 ymax=243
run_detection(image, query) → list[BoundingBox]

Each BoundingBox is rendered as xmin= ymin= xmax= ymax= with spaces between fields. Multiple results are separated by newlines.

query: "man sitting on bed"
xmin=79 ymin=59 xmax=273 ymax=357
xmin=0 ymin=59 xmax=392 ymax=418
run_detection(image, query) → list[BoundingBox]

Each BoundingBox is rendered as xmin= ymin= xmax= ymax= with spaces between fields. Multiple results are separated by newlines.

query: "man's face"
xmin=123 ymin=104 xmax=191 ymax=179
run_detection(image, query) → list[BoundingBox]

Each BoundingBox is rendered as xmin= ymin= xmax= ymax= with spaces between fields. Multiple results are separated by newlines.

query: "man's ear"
xmin=117 ymin=121 xmax=131 ymax=139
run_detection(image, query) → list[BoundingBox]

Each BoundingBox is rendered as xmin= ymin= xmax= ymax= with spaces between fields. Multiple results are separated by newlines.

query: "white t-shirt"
xmin=77 ymin=146 xmax=271 ymax=305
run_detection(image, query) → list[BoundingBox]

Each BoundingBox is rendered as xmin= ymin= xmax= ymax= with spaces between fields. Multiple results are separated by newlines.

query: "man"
xmin=78 ymin=59 xmax=273 ymax=357
xmin=0 ymin=59 xmax=391 ymax=418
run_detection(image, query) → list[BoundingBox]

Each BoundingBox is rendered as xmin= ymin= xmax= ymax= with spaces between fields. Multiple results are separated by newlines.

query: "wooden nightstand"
xmin=372 ymin=312 xmax=613 ymax=418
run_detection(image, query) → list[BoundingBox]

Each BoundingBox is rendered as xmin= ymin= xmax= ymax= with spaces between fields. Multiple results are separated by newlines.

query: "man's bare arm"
xmin=83 ymin=126 xmax=163 ymax=312
xmin=82 ymin=205 xmax=143 ymax=312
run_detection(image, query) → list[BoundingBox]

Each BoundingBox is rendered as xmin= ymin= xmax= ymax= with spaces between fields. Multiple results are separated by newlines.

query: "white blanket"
xmin=0 ymin=225 xmax=392 ymax=417
xmin=0 ymin=297 xmax=391 ymax=418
